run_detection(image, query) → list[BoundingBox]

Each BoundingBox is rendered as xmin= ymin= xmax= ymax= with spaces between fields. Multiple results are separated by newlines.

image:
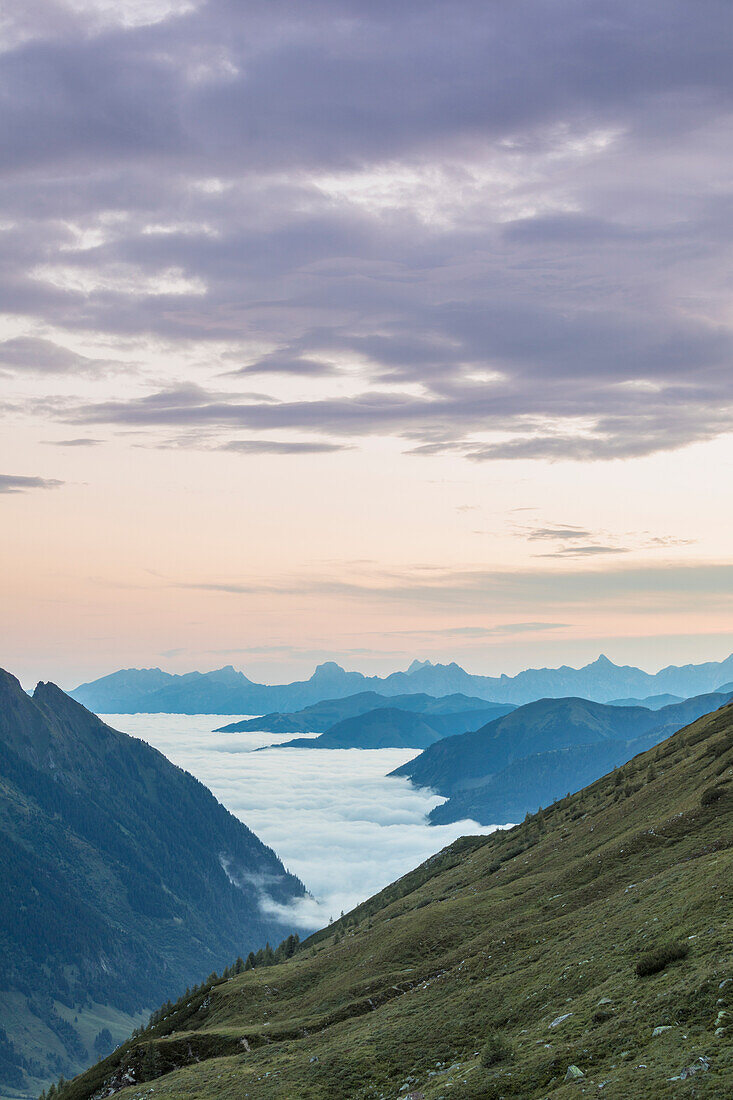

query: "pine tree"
xmin=283 ymin=933 xmax=298 ymax=958
xmin=142 ymin=1042 xmax=158 ymax=1079
xmin=234 ymin=956 xmax=245 ymax=974
xmin=245 ymin=952 xmax=256 ymax=970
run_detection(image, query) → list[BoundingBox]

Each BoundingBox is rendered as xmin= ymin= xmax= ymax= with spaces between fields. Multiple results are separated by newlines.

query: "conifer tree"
xmin=142 ymin=1042 xmax=157 ymax=1079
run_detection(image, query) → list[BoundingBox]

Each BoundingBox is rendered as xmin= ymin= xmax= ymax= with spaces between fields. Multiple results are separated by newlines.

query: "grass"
xmin=55 ymin=702 xmax=733 ymax=1100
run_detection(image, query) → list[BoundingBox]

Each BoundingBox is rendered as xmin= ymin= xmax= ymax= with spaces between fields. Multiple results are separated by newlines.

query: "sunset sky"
xmin=2 ymin=0 xmax=732 ymax=689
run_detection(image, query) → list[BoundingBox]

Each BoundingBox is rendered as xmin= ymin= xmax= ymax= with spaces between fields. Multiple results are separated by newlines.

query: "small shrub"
xmin=480 ymin=1029 xmax=514 ymax=1067
xmin=709 ymin=734 xmax=733 ymax=758
xmin=592 ymin=1009 xmax=613 ymax=1024
xmin=700 ymin=784 xmax=728 ymax=807
xmin=636 ymin=941 xmax=689 ymax=977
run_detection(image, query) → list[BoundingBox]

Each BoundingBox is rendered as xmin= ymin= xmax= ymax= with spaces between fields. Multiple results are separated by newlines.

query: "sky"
xmin=1 ymin=0 xmax=732 ymax=688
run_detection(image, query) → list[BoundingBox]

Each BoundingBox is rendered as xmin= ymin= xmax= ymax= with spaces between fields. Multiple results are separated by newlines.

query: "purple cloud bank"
xmin=2 ymin=0 xmax=733 ymax=459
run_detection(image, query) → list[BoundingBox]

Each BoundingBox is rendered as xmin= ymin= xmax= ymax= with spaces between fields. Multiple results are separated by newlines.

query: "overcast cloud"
xmin=2 ymin=0 xmax=733 ymax=459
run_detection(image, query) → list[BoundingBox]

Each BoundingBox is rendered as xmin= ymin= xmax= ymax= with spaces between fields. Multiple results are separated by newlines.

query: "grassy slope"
xmin=63 ymin=704 xmax=733 ymax=1100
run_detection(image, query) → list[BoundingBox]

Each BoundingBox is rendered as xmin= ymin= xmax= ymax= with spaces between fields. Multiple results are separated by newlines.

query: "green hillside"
xmin=57 ymin=702 xmax=733 ymax=1099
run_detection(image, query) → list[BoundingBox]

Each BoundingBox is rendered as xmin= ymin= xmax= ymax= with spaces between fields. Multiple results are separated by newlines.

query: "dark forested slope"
xmin=0 ymin=670 xmax=304 ymax=1098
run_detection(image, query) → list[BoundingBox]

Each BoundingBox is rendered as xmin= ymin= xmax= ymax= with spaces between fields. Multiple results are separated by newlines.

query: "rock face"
xmin=549 ymin=1013 xmax=573 ymax=1028
xmin=0 ymin=668 xmax=305 ymax=1095
xmin=670 ymin=1055 xmax=712 ymax=1081
xmin=564 ymin=1065 xmax=585 ymax=1081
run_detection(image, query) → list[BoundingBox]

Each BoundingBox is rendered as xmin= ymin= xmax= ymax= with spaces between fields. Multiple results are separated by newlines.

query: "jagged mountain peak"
xmin=311 ymin=660 xmax=347 ymax=677
xmin=0 ymin=666 xmax=25 ymax=698
xmin=72 ymin=649 xmax=733 ymax=713
xmin=407 ymin=658 xmax=433 ymax=673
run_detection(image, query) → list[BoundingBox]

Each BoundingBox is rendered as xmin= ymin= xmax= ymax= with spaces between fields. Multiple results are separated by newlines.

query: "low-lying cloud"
xmin=113 ymin=714 xmax=506 ymax=929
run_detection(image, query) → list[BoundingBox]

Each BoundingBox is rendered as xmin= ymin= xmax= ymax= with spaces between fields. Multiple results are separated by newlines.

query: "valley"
xmin=57 ymin=700 xmax=733 ymax=1099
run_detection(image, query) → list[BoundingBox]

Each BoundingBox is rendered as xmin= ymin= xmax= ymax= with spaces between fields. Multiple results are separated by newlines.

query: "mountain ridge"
xmin=0 ymin=670 xmax=304 ymax=1098
xmin=265 ymin=704 xmax=514 ymax=751
xmin=71 ymin=650 xmax=733 ymax=713
xmin=394 ymin=689 xmax=733 ymax=825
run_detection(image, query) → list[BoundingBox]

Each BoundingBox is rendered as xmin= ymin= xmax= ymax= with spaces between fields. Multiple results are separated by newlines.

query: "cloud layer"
xmin=0 ymin=473 xmax=63 ymax=493
xmin=113 ymin=713 xmax=505 ymax=928
xmin=2 ymin=0 xmax=733 ymax=459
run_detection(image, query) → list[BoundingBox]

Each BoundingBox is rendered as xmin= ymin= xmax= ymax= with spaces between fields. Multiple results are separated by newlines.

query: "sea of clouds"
xmin=106 ymin=714 xmax=507 ymax=931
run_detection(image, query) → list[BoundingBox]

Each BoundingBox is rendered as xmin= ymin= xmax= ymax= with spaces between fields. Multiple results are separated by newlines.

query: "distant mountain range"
xmin=392 ymin=689 xmax=733 ymax=825
xmin=72 ymin=651 xmax=733 ymax=714
xmin=0 ymin=669 xmax=303 ymax=1098
xmin=607 ymin=693 xmax=684 ymax=709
